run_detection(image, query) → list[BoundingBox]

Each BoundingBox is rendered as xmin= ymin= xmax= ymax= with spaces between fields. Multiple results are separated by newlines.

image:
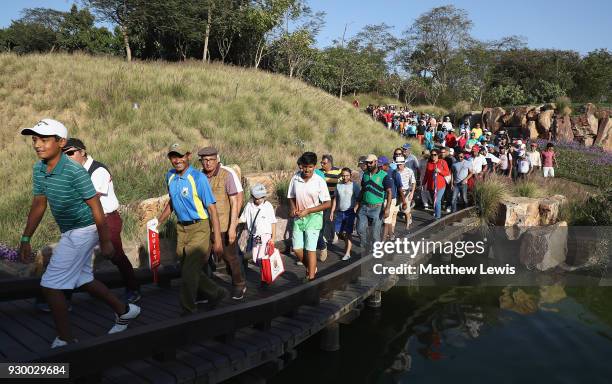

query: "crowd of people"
xmin=16 ymin=113 xmax=558 ymax=348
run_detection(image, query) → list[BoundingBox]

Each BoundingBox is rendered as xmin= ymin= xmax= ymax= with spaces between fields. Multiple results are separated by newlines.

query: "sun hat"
xmin=21 ymin=119 xmax=68 ymax=139
xmin=365 ymin=154 xmax=378 ymax=162
xmin=394 ymin=156 xmax=405 ymax=163
xmin=250 ymin=183 xmax=267 ymax=199
xmin=167 ymin=143 xmax=191 ymax=157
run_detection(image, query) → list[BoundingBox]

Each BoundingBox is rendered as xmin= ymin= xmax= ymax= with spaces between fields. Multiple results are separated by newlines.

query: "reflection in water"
xmin=270 ymin=286 xmax=612 ymax=384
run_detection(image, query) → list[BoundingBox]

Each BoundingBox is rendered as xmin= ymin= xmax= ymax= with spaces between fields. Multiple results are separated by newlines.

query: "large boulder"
xmin=129 ymin=195 xmax=170 ymax=230
xmin=519 ymin=221 xmax=568 ymax=271
xmin=537 ymin=109 xmax=555 ymax=135
xmin=538 ymin=195 xmax=566 ymax=225
xmin=482 ymin=107 xmax=506 ymax=132
xmin=555 ymin=115 xmax=574 ymax=142
xmin=497 ymin=196 xmax=541 ymax=235
xmin=571 ymin=103 xmax=599 ymax=144
xmin=594 ymin=115 xmax=612 ymax=151
xmin=527 ymin=120 xmax=539 ymax=139
xmin=511 ymin=106 xmax=535 ymax=129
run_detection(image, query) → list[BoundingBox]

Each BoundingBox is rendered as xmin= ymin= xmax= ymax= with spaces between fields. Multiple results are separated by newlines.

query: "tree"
xmin=574 ymin=49 xmax=612 ymax=103
xmin=402 ymin=5 xmax=473 ymax=86
xmin=83 ymin=0 xmax=145 ymax=61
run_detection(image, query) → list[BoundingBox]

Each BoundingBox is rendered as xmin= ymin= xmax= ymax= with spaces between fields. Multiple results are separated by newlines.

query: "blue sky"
xmin=2 ymin=0 xmax=610 ymax=55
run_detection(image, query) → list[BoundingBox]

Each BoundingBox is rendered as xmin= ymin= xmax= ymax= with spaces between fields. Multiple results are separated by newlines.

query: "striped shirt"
xmin=32 ymin=153 xmax=97 ymax=233
xmin=320 ymin=167 xmax=342 ymax=198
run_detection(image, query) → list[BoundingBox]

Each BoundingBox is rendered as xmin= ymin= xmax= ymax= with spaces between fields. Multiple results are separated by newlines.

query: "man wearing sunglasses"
xmin=62 ymin=138 xmax=141 ymax=304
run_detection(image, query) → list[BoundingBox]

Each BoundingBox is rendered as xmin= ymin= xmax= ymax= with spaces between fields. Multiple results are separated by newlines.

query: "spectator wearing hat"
xmin=62 ymin=138 xmax=141 ymax=303
xmin=354 ymin=154 xmax=393 ymax=249
xmin=395 ymin=156 xmax=416 ymax=228
xmin=379 ymin=156 xmax=406 ymax=241
xmin=156 ymin=143 xmax=226 ymax=313
xmin=198 ymin=146 xmax=246 ymax=300
xmin=19 ymin=119 xmax=140 ymax=347
xmin=517 ymin=150 xmax=532 ymax=179
xmin=401 ymin=143 xmax=419 ymax=177
xmin=239 ymin=184 xmax=277 ymax=265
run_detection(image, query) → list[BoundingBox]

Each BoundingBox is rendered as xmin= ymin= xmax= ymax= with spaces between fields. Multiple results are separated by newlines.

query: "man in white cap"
xmin=19 ymin=119 xmax=140 ymax=348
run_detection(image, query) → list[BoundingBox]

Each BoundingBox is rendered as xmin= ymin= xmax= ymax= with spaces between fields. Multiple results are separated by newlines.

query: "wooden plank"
xmin=0 ymin=328 xmax=38 ymax=361
xmin=120 ymin=359 xmax=178 ymax=384
xmin=174 ymin=346 xmax=215 ymax=382
xmin=102 ymin=365 xmax=149 ymax=384
xmin=144 ymin=357 xmax=196 ymax=384
xmin=9 ymin=299 xmax=99 ymax=346
xmin=0 ymin=304 xmax=55 ymax=356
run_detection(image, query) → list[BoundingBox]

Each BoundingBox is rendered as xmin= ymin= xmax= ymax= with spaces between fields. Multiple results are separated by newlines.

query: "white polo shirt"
xmin=84 ymin=157 xmax=120 ymax=214
xmin=287 ymin=172 xmax=331 ymax=211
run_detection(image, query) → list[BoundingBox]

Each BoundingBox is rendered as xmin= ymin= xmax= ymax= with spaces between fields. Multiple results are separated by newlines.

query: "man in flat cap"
xmin=156 ymin=143 xmax=227 ymax=314
xmin=198 ymin=146 xmax=246 ymax=300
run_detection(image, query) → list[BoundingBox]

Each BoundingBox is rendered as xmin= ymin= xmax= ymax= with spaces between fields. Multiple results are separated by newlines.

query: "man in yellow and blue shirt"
xmin=156 ymin=143 xmax=226 ymax=314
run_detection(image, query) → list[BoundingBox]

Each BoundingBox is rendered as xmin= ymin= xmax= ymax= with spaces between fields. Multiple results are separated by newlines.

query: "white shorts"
xmin=41 ymin=224 xmax=99 ymax=290
xmin=543 ymin=167 xmax=555 ymax=177
xmin=384 ymin=198 xmax=400 ymax=224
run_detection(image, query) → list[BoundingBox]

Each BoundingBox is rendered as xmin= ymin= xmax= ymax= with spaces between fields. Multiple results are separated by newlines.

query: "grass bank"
xmin=0 ymin=53 xmax=406 ymax=250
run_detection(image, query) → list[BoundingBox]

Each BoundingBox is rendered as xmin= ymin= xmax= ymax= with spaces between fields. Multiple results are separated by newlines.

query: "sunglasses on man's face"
xmin=64 ymin=149 xmax=78 ymax=156
xmin=366 ymin=161 xmax=376 ymax=164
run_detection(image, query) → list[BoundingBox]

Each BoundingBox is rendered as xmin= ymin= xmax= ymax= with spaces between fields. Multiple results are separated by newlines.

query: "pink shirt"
xmin=541 ymin=151 xmax=555 ymax=167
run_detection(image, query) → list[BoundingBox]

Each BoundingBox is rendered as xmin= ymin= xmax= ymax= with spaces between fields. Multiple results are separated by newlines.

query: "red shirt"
xmin=385 ymin=113 xmax=393 ymax=123
xmin=445 ymin=133 xmax=457 ymax=148
xmin=458 ymin=136 xmax=467 ymax=150
xmin=423 ymin=160 xmax=450 ymax=191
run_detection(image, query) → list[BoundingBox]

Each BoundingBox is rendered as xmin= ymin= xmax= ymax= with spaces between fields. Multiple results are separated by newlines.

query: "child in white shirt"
xmin=239 ymin=184 xmax=277 ymax=264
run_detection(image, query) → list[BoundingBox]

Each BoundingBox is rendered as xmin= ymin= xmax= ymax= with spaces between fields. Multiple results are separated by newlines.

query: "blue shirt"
xmin=389 ymin=169 xmax=403 ymax=199
xmin=166 ymin=166 xmax=216 ymax=222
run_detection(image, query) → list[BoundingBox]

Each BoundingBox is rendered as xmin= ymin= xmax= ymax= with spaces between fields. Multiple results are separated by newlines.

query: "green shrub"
xmin=554 ymin=96 xmax=572 ymax=116
xmin=560 ymin=189 xmax=612 ymax=225
xmin=473 ymin=175 xmax=509 ymax=225
xmin=514 ymin=181 xmax=541 ymax=198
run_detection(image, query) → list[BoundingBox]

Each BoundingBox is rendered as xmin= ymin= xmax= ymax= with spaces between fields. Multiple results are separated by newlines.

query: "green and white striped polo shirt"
xmin=32 ymin=153 xmax=97 ymax=233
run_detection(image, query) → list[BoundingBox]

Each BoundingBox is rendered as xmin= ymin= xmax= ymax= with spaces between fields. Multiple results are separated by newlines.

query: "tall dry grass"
xmin=0 ymin=53 xmax=408 ymax=249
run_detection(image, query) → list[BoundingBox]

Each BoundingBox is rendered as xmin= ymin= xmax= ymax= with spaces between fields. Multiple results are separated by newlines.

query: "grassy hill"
xmin=0 ymin=53 xmax=406 ymax=249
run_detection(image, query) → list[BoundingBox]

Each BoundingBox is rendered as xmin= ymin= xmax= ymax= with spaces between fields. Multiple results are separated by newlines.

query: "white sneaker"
xmin=445 ymin=207 xmax=451 ymax=213
xmin=51 ymin=337 xmax=68 ymax=349
xmin=341 ymin=254 xmax=351 ymax=261
xmin=108 ymin=304 xmax=141 ymax=334
xmin=318 ymin=248 xmax=328 ymax=262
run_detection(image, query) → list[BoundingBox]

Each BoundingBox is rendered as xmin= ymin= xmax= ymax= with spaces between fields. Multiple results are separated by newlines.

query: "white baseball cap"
xmin=21 ymin=119 xmax=68 ymax=139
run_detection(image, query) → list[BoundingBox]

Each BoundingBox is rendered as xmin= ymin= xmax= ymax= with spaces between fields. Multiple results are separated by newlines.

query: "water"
xmin=270 ymin=286 xmax=612 ymax=384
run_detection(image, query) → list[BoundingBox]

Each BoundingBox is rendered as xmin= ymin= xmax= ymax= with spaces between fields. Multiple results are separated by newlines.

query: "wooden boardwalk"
xmin=0 ymin=208 xmax=476 ymax=382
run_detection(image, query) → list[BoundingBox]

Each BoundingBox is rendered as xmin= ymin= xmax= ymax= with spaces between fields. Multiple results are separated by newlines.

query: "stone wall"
xmin=474 ymin=103 xmax=612 ymax=151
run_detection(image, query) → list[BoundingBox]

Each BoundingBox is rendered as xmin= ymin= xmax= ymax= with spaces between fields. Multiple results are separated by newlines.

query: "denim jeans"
xmin=432 ymin=187 xmax=446 ymax=219
xmin=317 ymin=207 xmax=333 ymax=250
xmin=451 ymin=183 xmax=468 ymax=212
xmin=357 ymin=204 xmax=383 ymax=250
